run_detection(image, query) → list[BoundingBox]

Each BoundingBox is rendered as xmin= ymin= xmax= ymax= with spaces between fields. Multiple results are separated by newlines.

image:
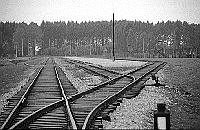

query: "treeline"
xmin=0 ymin=20 xmax=200 ymax=58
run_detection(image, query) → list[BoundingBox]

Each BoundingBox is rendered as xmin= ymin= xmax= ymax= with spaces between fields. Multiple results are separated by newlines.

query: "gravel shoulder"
xmin=102 ymin=69 xmax=170 ymax=129
xmin=102 ymin=58 xmax=200 ymax=129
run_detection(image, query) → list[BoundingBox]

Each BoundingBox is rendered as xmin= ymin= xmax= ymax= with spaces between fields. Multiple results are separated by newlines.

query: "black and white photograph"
xmin=0 ymin=0 xmax=200 ymax=129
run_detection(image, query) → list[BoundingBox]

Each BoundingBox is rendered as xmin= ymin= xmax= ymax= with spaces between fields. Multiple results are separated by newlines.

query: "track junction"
xmin=0 ymin=57 xmax=166 ymax=129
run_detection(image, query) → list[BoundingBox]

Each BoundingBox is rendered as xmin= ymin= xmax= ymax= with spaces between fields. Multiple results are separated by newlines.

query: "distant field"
xmin=0 ymin=63 xmax=28 ymax=96
xmin=0 ymin=56 xmax=46 ymax=98
xmin=81 ymin=55 xmax=199 ymax=62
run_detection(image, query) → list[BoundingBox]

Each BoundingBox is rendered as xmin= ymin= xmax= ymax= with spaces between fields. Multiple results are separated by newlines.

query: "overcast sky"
xmin=1 ymin=0 xmax=200 ymax=25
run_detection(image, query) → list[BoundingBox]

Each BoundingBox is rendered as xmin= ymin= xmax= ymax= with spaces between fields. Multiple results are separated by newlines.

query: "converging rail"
xmin=0 ymin=57 xmax=166 ymax=129
xmin=83 ymin=61 xmax=167 ymax=129
xmin=0 ymin=57 xmax=78 ymax=129
xmin=62 ymin=58 xmax=135 ymax=80
xmin=63 ymin=58 xmax=166 ymax=129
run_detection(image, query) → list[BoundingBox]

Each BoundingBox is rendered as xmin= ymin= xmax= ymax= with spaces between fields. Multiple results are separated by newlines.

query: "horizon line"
xmin=1 ymin=18 xmax=200 ymax=25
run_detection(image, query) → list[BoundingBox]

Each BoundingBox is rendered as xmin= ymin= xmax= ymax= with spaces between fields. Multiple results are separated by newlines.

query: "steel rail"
xmin=82 ymin=62 xmax=167 ymax=129
xmin=55 ymin=66 xmax=77 ymax=129
xmin=64 ymin=58 xmax=135 ymax=80
xmin=116 ymin=58 xmax=162 ymax=63
xmin=2 ymin=57 xmax=163 ymax=129
xmin=5 ymin=61 xmax=78 ymax=129
xmin=67 ymin=61 xmax=154 ymax=102
xmin=64 ymin=59 xmax=112 ymax=79
xmin=9 ymin=100 xmax=64 ymax=129
xmin=0 ymin=65 xmax=45 ymax=129
xmin=68 ymin=59 xmax=121 ymax=75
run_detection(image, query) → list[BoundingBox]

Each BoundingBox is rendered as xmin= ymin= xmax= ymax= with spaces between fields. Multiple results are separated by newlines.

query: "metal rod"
xmin=112 ymin=13 xmax=115 ymax=61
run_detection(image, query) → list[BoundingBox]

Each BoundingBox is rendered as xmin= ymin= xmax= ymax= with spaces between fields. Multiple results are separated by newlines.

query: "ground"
xmin=0 ymin=56 xmax=166 ymax=129
xmin=66 ymin=56 xmax=147 ymax=67
xmin=61 ymin=57 xmax=167 ymax=129
xmin=0 ymin=57 xmax=47 ymax=113
xmin=2 ymin=56 xmax=197 ymax=129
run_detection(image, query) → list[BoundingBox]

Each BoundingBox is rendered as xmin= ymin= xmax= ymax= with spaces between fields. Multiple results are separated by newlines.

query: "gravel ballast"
xmin=54 ymin=58 xmax=105 ymax=93
xmin=60 ymin=57 xmax=168 ymax=129
xmin=65 ymin=57 xmax=147 ymax=68
xmin=62 ymin=57 xmax=166 ymax=129
xmin=0 ymin=56 xmax=169 ymax=129
xmin=102 ymin=69 xmax=170 ymax=129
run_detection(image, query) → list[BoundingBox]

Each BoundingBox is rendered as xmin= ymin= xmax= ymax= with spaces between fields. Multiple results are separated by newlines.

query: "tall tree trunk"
xmin=21 ymin=39 xmax=23 ymax=57
xmin=16 ymin=44 xmax=18 ymax=57
xmin=70 ymin=41 xmax=72 ymax=56
xmin=34 ymin=39 xmax=36 ymax=56
xmin=28 ymin=39 xmax=29 ymax=56
xmin=90 ymin=43 xmax=92 ymax=55
xmin=49 ymin=39 xmax=51 ymax=48
xmin=143 ymin=38 xmax=145 ymax=58
xmin=136 ymin=38 xmax=138 ymax=58
xmin=75 ymin=44 xmax=77 ymax=56
xmin=195 ymin=47 xmax=198 ymax=58
xmin=55 ymin=39 xmax=57 ymax=48
xmin=147 ymin=42 xmax=150 ymax=58
xmin=65 ymin=47 xmax=67 ymax=57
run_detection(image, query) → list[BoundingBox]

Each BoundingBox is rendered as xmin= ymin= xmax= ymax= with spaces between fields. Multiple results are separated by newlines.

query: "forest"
xmin=0 ymin=19 xmax=200 ymax=58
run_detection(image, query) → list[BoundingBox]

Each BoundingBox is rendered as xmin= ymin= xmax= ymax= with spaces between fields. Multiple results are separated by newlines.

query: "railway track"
xmin=1 ymin=57 xmax=166 ymax=129
xmin=63 ymin=58 xmax=167 ymax=129
xmin=0 ymin=58 xmax=78 ymax=129
xmin=0 ymin=58 xmax=48 ymax=126
xmin=62 ymin=58 xmax=136 ymax=80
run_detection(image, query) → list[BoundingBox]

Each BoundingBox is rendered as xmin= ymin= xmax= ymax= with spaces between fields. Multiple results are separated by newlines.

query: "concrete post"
xmin=154 ymin=103 xmax=170 ymax=130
